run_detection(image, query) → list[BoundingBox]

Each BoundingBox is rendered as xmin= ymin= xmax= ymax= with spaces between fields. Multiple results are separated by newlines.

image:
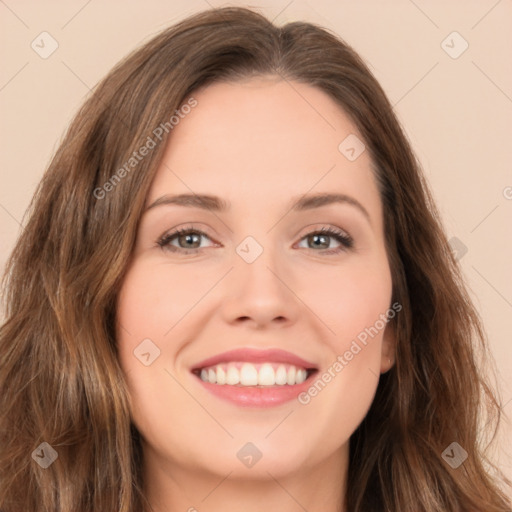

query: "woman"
xmin=0 ymin=6 xmax=510 ymax=512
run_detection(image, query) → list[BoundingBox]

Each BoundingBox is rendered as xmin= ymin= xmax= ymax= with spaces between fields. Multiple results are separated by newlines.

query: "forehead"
xmin=147 ymin=78 xmax=381 ymax=225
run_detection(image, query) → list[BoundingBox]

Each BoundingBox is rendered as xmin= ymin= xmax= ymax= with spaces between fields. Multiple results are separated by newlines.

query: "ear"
xmin=380 ymin=319 xmax=396 ymax=374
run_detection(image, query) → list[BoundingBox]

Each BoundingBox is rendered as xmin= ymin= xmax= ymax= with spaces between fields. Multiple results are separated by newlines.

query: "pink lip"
xmin=190 ymin=348 xmax=318 ymax=371
xmin=190 ymin=348 xmax=318 ymax=408
xmin=193 ymin=375 xmax=316 ymax=407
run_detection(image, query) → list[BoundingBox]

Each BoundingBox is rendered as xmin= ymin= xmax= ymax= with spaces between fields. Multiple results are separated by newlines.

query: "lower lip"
xmin=192 ymin=372 xmax=316 ymax=407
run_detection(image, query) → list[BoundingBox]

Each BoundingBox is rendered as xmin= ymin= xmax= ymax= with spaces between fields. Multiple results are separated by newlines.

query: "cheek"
xmin=116 ymin=258 xmax=218 ymax=339
xmin=115 ymin=263 xmax=200 ymax=450
xmin=297 ymin=254 xmax=393 ymax=348
xmin=115 ymin=258 xmax=226 ymax=395
xmin=295 ymin=254 xmax=392 ymax=405
xmin=292 ymin=260 xmax=392 ymax=448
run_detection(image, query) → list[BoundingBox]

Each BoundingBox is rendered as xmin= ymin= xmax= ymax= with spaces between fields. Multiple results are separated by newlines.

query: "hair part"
xmin=1 ymin=6 xmax=511 ymax=511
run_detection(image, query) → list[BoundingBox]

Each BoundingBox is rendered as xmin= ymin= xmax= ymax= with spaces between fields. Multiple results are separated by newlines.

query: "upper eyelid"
xmin=161 ymin=224 xmax=351 ymax=239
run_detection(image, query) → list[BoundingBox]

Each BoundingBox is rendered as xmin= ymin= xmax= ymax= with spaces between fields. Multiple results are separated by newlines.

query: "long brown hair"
xmin=1 ymin=6 xmax=510 ymax=512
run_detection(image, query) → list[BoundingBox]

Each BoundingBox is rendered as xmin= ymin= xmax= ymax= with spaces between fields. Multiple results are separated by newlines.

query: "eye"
xmin=156 ymin=225 xmax=354 ymax=255
xmin=157 ymin=226 xmax=216 ymax=253
xmin=296 ymin=227 xmax=353 ymax=254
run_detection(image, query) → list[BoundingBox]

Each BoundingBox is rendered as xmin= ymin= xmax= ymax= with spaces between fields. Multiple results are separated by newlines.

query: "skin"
xmin=116 ymin=76 xmax=396 ymax=512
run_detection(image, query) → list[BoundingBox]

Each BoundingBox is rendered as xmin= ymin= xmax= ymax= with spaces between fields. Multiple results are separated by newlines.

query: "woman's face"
xmin=116 ymin=77 xmax=395 ymax=481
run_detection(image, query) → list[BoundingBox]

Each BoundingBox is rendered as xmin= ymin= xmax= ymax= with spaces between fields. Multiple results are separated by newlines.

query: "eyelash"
xmin=156 ymin=225 xmax=354 ymax=255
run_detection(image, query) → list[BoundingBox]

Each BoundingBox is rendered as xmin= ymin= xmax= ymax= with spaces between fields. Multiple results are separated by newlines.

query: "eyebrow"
xmin=144 ymin=192 xmax=371 ymax=223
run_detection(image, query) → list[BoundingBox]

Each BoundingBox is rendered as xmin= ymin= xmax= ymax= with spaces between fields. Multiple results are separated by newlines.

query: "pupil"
xmin=182 ymin=233 xmax=199 ymax=248
xmin=312 ymin=234 xmax=328 ymax=249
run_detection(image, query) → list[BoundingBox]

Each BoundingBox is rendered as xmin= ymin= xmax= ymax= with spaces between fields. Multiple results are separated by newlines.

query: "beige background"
xmin=1 ymin=0 xmax=511 ymax=493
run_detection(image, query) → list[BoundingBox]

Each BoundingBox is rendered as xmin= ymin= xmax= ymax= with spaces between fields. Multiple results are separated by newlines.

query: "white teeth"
xmin=216 ymin=365 xmax=226 ymax=385
xmin=286 ymin=365 xmax=296 ymax=385
xmin=226 ymin=366 xmax=240 ymax=385
xmin=296 ymin=368 xmax=307 ymax=384
xmin=258 ymin=363 xmax=275 ymax=385
xmin=197 ymin=362 xmax=311 ymax=386
xmin=240 ymin=363 xmax=258 ymax=386
xmin=275 ymin=365 xmax=287 ymax=385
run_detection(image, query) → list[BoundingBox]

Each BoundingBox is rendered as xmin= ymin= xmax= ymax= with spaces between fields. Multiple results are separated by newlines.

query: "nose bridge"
xmin=220 ymin=230 xmax=299 ymax=326
xmin=235 ymin=231 xmax=287 ymax=295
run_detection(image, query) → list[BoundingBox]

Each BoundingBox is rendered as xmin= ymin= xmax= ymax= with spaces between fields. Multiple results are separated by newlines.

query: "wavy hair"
xmin=1 ymin=6 xmax=510 ymax=512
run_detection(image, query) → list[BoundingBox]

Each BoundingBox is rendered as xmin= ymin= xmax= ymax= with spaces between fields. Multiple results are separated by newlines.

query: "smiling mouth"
xmin=192 ymin=362 xmax=318 ymax=387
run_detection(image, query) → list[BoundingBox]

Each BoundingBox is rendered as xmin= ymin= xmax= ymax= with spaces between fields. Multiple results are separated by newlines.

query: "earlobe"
xmin=380 ymin=355 xmax=394 ymax=374
xmin=380 ymin=323 xmax=396 ymax=373
xmin=381 ymin=356 xmax=394 ymax=373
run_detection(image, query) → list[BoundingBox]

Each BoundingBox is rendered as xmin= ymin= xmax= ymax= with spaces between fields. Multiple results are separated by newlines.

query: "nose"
xmin=219 ymin=243 xmax=301 ymax=329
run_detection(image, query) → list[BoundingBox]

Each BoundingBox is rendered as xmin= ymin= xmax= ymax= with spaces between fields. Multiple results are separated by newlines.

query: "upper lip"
xmin=190 ymin=348 xmax=318 ymax=371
